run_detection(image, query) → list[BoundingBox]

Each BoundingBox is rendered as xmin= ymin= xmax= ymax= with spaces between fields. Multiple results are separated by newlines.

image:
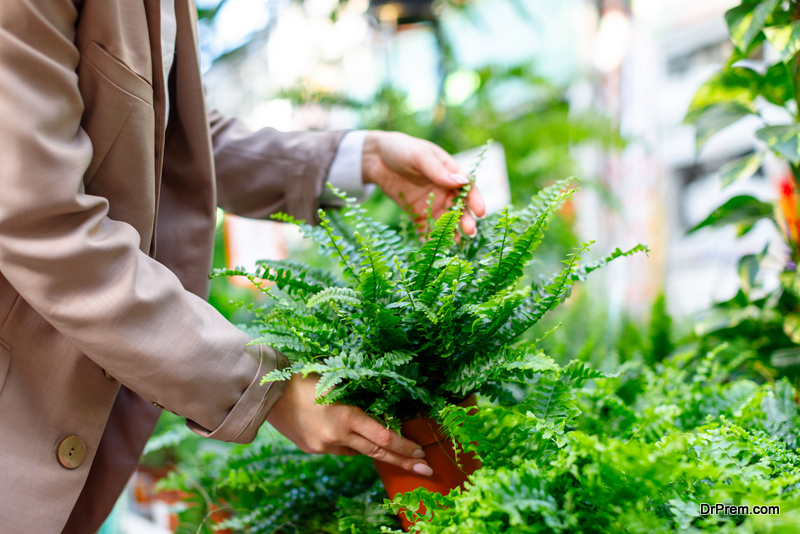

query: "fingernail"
xmin=468 ymin=228 xmax=478 ymax=239
xmin=412 ymin=448 xmax=426 ymax=458
xmin=450 ymin=173 xmax=470 ymax=185
xmin=413 ymin=463 xmax=433 ymax=476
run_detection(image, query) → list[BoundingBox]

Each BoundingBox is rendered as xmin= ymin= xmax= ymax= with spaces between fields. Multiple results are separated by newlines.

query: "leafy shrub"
xmin=683 ymin=0 xmax=800 ymax=379
xmin=157 ymin=430 xmax=379 ymax=534
xmin=381 ymin=348 xmax=800 ymax=533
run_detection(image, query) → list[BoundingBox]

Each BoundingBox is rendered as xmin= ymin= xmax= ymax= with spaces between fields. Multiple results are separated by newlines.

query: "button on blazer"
xmin=0 ymin=0 xmax=346 ymax=532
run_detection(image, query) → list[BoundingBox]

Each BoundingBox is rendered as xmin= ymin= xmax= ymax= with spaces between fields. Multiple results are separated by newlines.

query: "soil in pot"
xmin=372 ymin=397 xmax=481 ymax=531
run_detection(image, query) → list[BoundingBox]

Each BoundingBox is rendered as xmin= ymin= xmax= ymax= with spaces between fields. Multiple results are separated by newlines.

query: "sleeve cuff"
xmin=186 ymin=344 xmax=289 ymax=444
xmin=320 ymin=130 xmax=373 ymax=206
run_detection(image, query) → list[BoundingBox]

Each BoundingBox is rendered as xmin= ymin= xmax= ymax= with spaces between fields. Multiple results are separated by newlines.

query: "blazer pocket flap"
xmin=82 ymin=41 xmax=153 ymax=106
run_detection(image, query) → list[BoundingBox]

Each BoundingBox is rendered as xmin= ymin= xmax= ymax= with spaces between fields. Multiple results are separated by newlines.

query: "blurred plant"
xmin=157 ymin=431 xmax=381 ymax=534
xmin=683 ymin=0 xmax=800 ymax=380
xmin=532 ymin=288 xmax=677 ymax=374
xmin=777 ymin=174 xmax=800 ymax=255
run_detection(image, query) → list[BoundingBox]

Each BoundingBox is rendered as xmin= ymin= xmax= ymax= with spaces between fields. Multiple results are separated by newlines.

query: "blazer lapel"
xmin=155 ymin=0 xmax=218 ymax=297
xmin=142 ymin=0 xmax=168 ymax=257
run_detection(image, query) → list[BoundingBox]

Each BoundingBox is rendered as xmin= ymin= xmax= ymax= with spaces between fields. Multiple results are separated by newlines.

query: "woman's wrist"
xmin=361 ymin=130 xmax=388 ymax=187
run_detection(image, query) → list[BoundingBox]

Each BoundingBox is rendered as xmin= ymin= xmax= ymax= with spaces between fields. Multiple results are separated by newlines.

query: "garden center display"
xmin=144 ymin=1 xmax=800 ymax=532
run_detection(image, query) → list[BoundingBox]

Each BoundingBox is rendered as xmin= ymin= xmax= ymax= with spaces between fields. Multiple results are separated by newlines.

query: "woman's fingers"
xmin=348 ymin=410 xmax=425 ymax=459
xmin=432 ymin=144 xmax=465 ymax=175
xmin=413 ymin=145 xmax=470 ymax=189
xmin=466 ymin=184 xmax=486 ymax=219
xmin=328 ymin=445 xmax=361 ymax=456
xmin=459 ymin=211 xmax=477 ymax=238
xmin=344 ymin=433 xmax=433 ymax=475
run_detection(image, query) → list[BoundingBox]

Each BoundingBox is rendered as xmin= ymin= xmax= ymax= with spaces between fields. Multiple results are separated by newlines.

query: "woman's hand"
xmin=266 ymin=373 xmax=433 ymax=475
xmin=362 ymin=131 xmax=486 ymax=237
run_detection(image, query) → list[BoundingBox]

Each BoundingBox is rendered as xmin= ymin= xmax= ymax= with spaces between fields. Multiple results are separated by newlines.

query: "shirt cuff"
xmin=185 ymin=344 xmax=289 ymax=444
xmin=320 ymin=130 xmax=373 ymax=206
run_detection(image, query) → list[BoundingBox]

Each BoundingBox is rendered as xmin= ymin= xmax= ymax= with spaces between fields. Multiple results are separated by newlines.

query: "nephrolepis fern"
xmin=214 ymin=174 xmax=646 ymax=425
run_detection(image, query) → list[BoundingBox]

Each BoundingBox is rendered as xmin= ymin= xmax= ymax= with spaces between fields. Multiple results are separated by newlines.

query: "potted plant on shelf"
xmin=215 ymin=166 xmax=646 ymax=529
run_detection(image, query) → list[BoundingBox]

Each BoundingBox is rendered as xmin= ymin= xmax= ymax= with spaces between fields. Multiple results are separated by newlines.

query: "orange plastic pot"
xmin=373 ymin=397 xmax=481 ymax=531
xmin=207 ymin=503 xmax=233 ymax=534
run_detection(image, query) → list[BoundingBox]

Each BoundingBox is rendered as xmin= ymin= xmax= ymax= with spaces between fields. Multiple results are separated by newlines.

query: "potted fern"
xmin=216 ymin=171 xmax=645 ymax=528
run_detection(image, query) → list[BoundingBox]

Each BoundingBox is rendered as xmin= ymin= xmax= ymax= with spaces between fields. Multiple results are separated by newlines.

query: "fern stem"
xmin=394 ymin=257 xmax=417 ymax=311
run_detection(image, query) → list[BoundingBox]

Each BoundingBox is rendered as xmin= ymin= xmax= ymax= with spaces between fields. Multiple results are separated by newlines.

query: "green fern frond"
xmin=385 ymin=486 xmax=456 ymax=520
xmin=450 ymin=140 xmax=493 ymax=211
xmin=210 ymin=266 xmax=271 ymax=294
xmin=570 ymin=244 xmax=650 ymax=282
xmin=562 ymin=360 xmax=606 ymax=386
xmin=354 ymin=232 xmax=393 ymax=305
xmin=419 ymin=257 xmax=474 ymax=307
xmin=411 ymin=208 xmax=461 ymax=292
xmin=306 ymin=287 xmax=361 ymax=309
xmin=332 ymin=185 xmax=411 ymax=260
xmin=761 ymin=379 xmax=800 ymax=448
xmin=249 ymin=259 xmax=329 ymax=298
xmin=479 ymin=207 xmax=518 ymax=274
xmin=318 ymin=210 xmax=359 ymax=281
xmin=516 ymin=177 xmax=577 ymax=228
xmin=260 ymin=368 xmax=293 ymax=384
xmin=393 ymin=256 xmax=419 ymax=311
xmin=496 ymin=242 xmax=593 ymax=344
xmin=248 ymin=333 xmax=307 ymax=353
xmin=479 ymin=188 xmax=575 ymax=298
xmin=257 ymin=258 xmax=341 ymax=288
xmin=374 ymin=351 xmax=415 ymax=370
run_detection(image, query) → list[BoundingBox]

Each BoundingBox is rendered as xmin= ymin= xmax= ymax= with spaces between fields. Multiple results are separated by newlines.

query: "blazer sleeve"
xmin=209 ymin=110 xmax=348 ymax=223
xmin=0 ymin=0 xmax=283 ymax=444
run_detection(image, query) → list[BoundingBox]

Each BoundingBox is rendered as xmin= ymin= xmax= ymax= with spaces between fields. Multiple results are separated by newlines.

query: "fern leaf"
xmin=449 ymin=140 xmax=493 ymax=212
xmin=260 ymin=367 xmax=293 ymax=384
xmin=762 ymin=379 xmax=800 ymax=448
xmin=248 ymin=333 xmax=306 ymax=353
xmin=516 ymin=177 xmax=577 ymax=228
xmin=307 ymin=287 xmax=361 ymax=309
xmin=393 ymin=256 xmax=419 ymax=311
xmin=496 ymin=242 xmax=593 ymax=344
xmin=318 ymin=210 xmax=360 ymax=281
xmin=210 ymin=266 xmax=271 ymax=294
xmin=339 ymin=189 xmax=410 ymax=261
xmin=411 ymin=209 xmax=460 ymax=291
xmin=257 ymin=258 xmax=342 ymax=288
xmin=479 ymin=207 xmax=518 ymax=275
xmin=419 ymin=257 xmax=474 ymax=307
xmin=479 ymin=188 xmax=575 ymax=297
xmin=569 ymin=244 xmax=650 ymax=282
xmin=354 ymin=232 xmax=393 ymax=305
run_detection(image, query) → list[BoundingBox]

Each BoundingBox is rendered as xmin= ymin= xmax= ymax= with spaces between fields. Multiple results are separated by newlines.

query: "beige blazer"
xmin=0 ymin=1 xmax=346 ymax=532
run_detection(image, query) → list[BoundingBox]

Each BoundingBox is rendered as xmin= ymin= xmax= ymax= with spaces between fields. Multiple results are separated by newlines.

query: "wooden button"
xmin=57 ymin=436 xmax=87 ymax=469
xmin=102 ymin=369 xmax=115 ymax=381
